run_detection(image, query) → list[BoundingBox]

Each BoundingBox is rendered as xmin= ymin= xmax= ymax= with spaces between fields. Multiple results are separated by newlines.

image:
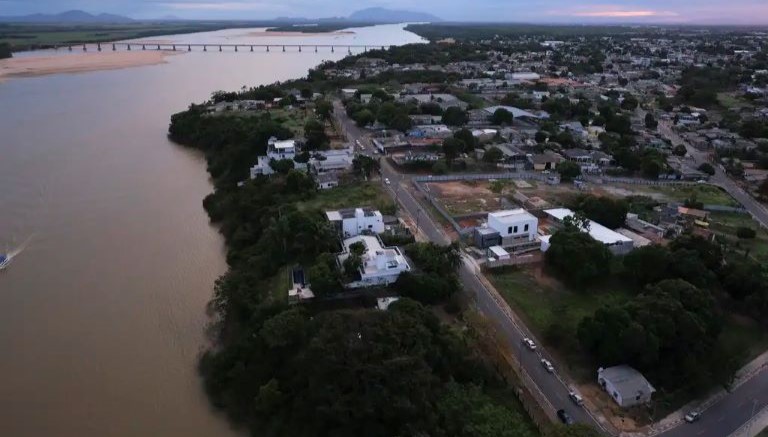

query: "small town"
xmin=3 ymin=4 xmax=768 ymax=437
xmin=185 ymin=24 xmax=768 ymax=437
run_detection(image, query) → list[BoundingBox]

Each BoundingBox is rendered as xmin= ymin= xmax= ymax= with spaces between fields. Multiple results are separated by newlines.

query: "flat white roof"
xmin=544 ymin=208 xmax=633 ymax=245
xmin=488 ymin=246 xmax=509 ymax=257
xmin=273 ymin=140 xmax=296 ymax=149
xmin=488 ymin=208 xmax=537 ymax=224
xmin=325 ymin=211 xmax=342 ymax=221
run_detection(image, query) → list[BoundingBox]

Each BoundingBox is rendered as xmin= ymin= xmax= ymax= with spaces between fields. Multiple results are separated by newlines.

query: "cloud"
xmin=549 ymin=4 xmax=680 ymax=19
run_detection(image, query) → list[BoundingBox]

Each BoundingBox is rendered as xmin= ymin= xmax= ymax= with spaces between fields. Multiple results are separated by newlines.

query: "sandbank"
xmin=0 ymin=51 xmax=179 ymax=82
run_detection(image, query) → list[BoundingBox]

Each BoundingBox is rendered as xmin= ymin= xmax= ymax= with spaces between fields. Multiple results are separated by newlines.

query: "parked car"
xmin=522 ymin=338 xmax=536 ymax=351
xmin=384 ymin=178 xmax=391 ymax=185
xmin=568 ymin=391 xmax=584 ymax=406
xmin=540 ymin=359 xmax=555 ymax=373
xmin=557 ymin=409 xmax=574 ymax=425
xmin=685 ymin=411 xmax=701 ymax=423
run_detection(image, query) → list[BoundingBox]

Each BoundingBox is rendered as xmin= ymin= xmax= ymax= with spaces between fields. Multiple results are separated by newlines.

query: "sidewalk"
xmin=647 ymin=350 xmax=768 ymax=436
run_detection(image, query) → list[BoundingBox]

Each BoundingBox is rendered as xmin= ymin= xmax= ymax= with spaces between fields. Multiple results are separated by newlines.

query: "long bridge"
xmin=56 ymin=42 xmax=393 ymax=54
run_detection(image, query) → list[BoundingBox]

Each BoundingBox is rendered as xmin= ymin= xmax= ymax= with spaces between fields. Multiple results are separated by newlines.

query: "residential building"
xmin=338 ymin=235 xmax=411 ymax=287
xmin=326 ymin=207 xmax=385 ymax=237
xmin=309 ymin=148 xmax=354 ymax=174
xmin=541 ymin=208 xmax=635 ymax=255
xmin=598 ymin=366 xmax=656 ymax=408
xmin=530 ymin=152 xmax=563 ymax=171
xmin=487 ymin=209 xmax=539 ymax=242
xmin=249 ymin=137 xmax=298 ymax=178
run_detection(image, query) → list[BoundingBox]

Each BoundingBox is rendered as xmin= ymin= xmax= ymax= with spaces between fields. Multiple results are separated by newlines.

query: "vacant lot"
xmin=425 ymin=180 xmax=502 ymax=215
xmin=710 ymin=211 xmax=768 ymax=263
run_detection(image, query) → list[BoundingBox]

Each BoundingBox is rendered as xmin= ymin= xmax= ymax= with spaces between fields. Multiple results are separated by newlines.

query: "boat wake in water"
xmin=1 ymin=234 xmax=34 ymax=270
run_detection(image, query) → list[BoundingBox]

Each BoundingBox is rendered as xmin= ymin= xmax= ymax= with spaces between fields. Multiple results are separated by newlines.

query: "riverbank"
xmin=0 ymin=51 xmax=179 ymax=82
xmin=245 ymin=30 xmax=355 ymax=37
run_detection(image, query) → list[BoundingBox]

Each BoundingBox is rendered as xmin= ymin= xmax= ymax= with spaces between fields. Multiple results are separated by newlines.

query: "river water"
xmin=0 ymin=24 xmax=423 ymax=437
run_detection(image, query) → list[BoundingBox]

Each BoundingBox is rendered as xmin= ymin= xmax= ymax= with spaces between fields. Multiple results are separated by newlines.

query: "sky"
xmin=1 ymin=0 xmax=768 ymax=24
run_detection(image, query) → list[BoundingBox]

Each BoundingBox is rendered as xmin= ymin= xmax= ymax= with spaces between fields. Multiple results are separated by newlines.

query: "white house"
xmin=249 ymin=137 xmax=298 ymax=178
xmin=541 ymin=208 xmax=634 ymax=255
xmin=598 ymin=366 xmax=656 ymax=408
xmin=338 ymin=235 xmax=411 ymax=288
xmin=309 ymin=148 xmax=354 ymax=174
xmin=487 ymin=209 xmax=539 ymax=242
xmin=326 ymin=207 xmax=385 ymax=238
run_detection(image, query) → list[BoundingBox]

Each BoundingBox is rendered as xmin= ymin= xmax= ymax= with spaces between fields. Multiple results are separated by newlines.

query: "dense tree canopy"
xmin=545 ymin=230 xmax=613 ymax=287
xmin=572 ymin=195 xmax=629 ymax=229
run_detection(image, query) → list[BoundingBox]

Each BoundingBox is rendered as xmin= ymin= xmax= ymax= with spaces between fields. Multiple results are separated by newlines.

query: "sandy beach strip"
xmin=0 ymin=51 xmax=179 ymax=82
xmin=244 ymin=30 xmax=355 ymax=37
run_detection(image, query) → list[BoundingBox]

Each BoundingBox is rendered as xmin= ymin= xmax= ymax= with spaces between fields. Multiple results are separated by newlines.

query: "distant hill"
xmin=348 ymin=8 xmax=441 ymax=23
xmin=0 ymin=10 xmax=134 ymax=23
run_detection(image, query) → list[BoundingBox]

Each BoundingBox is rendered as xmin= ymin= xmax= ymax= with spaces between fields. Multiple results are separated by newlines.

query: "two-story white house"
xmin=338 ymin=235 xmax=411 ymax=288
xmin=249 ymin=137 xmax=298 ymax=178
xmin=326 ymin=207 xmax=385 ymax=238
xmin=487 ymin=209 xmax=539 ymax=242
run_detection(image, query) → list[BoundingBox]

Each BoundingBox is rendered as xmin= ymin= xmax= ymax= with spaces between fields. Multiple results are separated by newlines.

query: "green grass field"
xmin=709 ymin=211 xmax=768 ymax=263
xmin=641 ymin=184 xmax=739 ymax=206
xmin=298 ymin=181 xmax=395 ymax=214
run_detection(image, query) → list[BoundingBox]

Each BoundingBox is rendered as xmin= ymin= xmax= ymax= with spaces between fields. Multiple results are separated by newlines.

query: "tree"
xmin=645 ymin=113 xmax=658 ymax=130
xmin=394 ymin=271 xmax=459 ymax=304
xmin=623 ymin=245 xmax=672 ymax=287
xmin=308 ymin=254 xmax=341 ymax=296
xmin=698 ymin=163 xmax=715 ymax=175
xmin=535 ymin=130 xmax=549 ymax=143
xmin=269 ymin=158 xmax=295 ymax=174
xmin=442 ymin=138 xmax=464 ymax=166
xmin=491 ymin=108 xmax=514 ymax=125
xmin=672 ymin=144 xmax=688 ymax=157
xmin=304 ymin=119 xmax=329 ymax=150
xmin=390 ymin=113 xmax=413 ymax=132
xmin=454 ymin=128 xmax=477 ymax=152
xmin=556 ymin=161 xmax=582 ymax=182
xmin=737 ymin=227 xmax=757 ymax=239
xmin=545 ymin=230 xmax=612 ymax=287
xmin=314 ymin=99 xmax=333 ymax=119
xmin=343 ymin=253 xmax=363 ymax=278
xmin=442 ymin=107 xmax=468 ymax=126
xmin=573 ymin=195 xmax=628 ymax=229
xmin=620 ymin=93 xmax=639 ymax=111
xmin=352 ymin=109 xmax=375 ymax=127
xmin=0 ymin=43 xmax=11 ymax=60
xmin=483 ymin=146 xmax=504 ymax=163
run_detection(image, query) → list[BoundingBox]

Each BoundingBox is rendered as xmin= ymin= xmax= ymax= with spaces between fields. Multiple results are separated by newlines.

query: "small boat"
xmin=0 ymin=254 xmax=10 ymax=270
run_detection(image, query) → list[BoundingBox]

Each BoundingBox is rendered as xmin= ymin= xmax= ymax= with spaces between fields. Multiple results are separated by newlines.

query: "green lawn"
xmin=709 ymin=211 xmax=768 ymax=263
xmin=299 ymin=181 xmax=395 ymax=213
xmin=487 ymin=267 xmax=633 ymax=380
xmin=646 ymin=184 xmax=739 ymax=207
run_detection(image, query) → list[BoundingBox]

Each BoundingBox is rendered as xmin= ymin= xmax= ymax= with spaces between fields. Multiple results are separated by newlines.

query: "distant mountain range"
xmin=0 ymin=10 xmax=134 ymax=23
xmin=0 ymin=7 xmax=440 ymax=24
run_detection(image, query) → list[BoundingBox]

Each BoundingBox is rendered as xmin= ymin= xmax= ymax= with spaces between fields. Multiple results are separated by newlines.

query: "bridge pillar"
xmin=219 ymin=45 xmax=222 ymax=52
xmin=315 ymin=46 xmax=318 ymax=53
xmin=172 ymin=45 xmax=176 ymax=51
xmin=364 ymin=46 xmax=367 ymax=52
xmin=331 ymin=46 xmax=334 ymax=53
xmin=381 ymin=46 xmax=385 ymax=50
xmin=82 ymin=44 xmax=87 ymax=51
xmin=298 ymin=46 xmax=301 ymax=52
xmin=68 ymin=46 xmax=72 ymax=52
xmin=157 ymin=45 xmax=161 ymax=51
xmin=235 ymin=45 xmax=238 ymax=52
xmin=97 ymin=43 xmax=101 ymax=52
xmin=112 ymin=44 xmax=116 ymax=51
xmin=266 ymin=46 xmax=270 ymax=52
xmin=127 ymin=44 xmax=131 ymax=51
xmin=250 ymin=45 xmax=253 ymax=52
xmin=282 ymin=46 xmax=286 ymax=52
xmin=203 ymin=45 xmax=207 ymax=52
xmin=142 ymin=45 xmax=146 ymax=50
xmin=348 ymin=46 xmax=351 ymax=54
xmin=188 ymin=45 xmax=191 ymax=51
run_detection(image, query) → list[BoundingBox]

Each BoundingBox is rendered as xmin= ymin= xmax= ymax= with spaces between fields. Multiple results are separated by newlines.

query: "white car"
xmin=384 ymin=178 xmax=391 ymax=185
xmin=522 ymin=338 xmax=536 ymax=351
xmin=540 ymin=359 xmax=554 ymax=373
xmin=568 ymin=391 xmax=584 ymax=406
xmin=685 ymin=411 xmax=701 ymax=423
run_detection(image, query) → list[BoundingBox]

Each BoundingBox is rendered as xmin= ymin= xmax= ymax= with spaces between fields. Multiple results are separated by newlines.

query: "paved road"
xmin=658 ymin=369 xmax=768 ymax=437
xmin=657 ymin=120 xmax=768 ymax=228
xmin=332 ymin=102 xmax=605 ymax=431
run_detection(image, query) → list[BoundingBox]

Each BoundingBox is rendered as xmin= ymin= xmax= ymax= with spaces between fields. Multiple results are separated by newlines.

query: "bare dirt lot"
xmin=425 ymin=181 xmax=503 ymax=215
